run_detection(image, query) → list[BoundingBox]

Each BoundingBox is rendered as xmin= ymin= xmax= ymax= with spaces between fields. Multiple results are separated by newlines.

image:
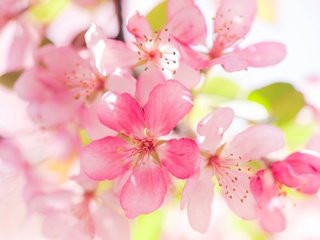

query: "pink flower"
xmin=175 ymin=0 xmax=287 ymax=72
xmin=80 ymin=80 xmax=199 ymax=218
xmin=250 ymin=170 xmax=286 ymax=232
xmin=272 ymin=151 xmax=320 ymax=194
xmin=86 ymin=1 xmax=205 ymax=88
xmin=14 ymin=45 xmax=136 ymax=139
xmin=181 ymin=107 xmax=285 ymax=232
xmin=0 ymin=1 xmax=41 ymax=75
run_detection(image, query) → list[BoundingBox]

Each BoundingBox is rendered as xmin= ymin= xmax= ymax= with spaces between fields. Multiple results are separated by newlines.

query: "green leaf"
xmin=131 ymin=210 xmax=164 ymax=240
xmin=146 ymin=1 xmax=168 ymax=31
xmin=248 ymin=82 xmax=305 ymax=125
xmin=30 ymin=0 xmax=69 ymax=23
xmin=0 ymin=71 xmax=22 ymax=89
xmin=282 ymin=121 xmax=317 ymax=150
xmin=199 ymin=76 xmax=242 ymax=98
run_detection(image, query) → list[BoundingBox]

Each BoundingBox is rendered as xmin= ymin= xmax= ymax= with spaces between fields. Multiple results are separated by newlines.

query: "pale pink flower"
xmin=81 ymin=81 xmax=199 ymax=218
xmin=0 ymin=1 xmax=41 ymax=75
xmin=250 ymin=169 xmax=286 ymax=233
xmin=86 ymin=1 xmax=206 ymax=88
xmin=181 ymin=107 xmax=285 ymax=232
xmin=47 ymin=0 xmax=119 ymax=46
xmin=14 ymin=45 xmax=136 ymax=139
xmin=175 ymin=0 xmax=287 ymax=72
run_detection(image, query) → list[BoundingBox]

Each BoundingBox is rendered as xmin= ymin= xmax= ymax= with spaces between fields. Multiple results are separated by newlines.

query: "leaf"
xmin=282 ymin=121 xmax=317 ymax=151
xmin=0 ymin=71 xmax=22 ymax=89
xmin=131 ymin=209 xmax=164 ymax=240
xmin=30 ymin=0 xmax=69 ymax=23
xmin=248 ymin=82 xmax=305 ymax=125
xmin=146 ymin=1 xmax=168 ymax=31
xmin=199 ymin=76 xmax=241 ymax=98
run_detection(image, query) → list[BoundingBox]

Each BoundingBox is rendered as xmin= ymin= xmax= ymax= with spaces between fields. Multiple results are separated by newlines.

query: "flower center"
xmin=64 ymin=63 xmax=105 ymax=101
xmin=135 ymin=137 xmax=156 ymax=154
xmin=135 ymin=28 xmax=180 ymax=75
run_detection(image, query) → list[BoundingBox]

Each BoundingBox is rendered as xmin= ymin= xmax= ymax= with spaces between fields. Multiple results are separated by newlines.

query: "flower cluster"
xmin=1 ymin=0 xmax=320 ymax=239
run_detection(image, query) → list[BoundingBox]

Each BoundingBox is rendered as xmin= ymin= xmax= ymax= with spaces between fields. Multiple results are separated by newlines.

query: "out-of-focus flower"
xmin=181 ymin=107 xmax=285 ymax=233
xmin=176 ymin=0 xmax=286 ymax=72
xmin=14 ymin=45 xmax=136 ymax=139
xmin=81 ymin=81 xmax=199 ymax=218
xmin=250 ymin=169 xmax=286 ymax=233
xmin=85 ymin=7 xmax=202 ymax=88
xmin=0 ymin=0 xmax=41 ymax=75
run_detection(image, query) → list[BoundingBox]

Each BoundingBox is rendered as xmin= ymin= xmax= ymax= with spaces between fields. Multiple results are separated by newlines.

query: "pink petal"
xmin=144 ymin=80 xmax=193 ymax=136
xmin=272 ymin=152 xmax=320 ymax=193
xmin=174 ymin=61 xmax=201 ymax=89
xmin=126 ymin=11 xmax=152 ymax=40
xmin=197 ymin=107 xmax=234 ymax=154
xmin=120 ymin=161 xmax=167 ymax=218
xmin=259 ymin=208 xmax=286 ymax=233
xmin=136 ymin=65 xmax=166 ymax=107
xmin=80 ymin=136 xmax=131 ymax=180
xmin=166 ymin=6 xmax=207 ymax=45
xmin=85 ymin=24 xmax=109 ymax=75
xmin=187 ymin=169 xmax=214 ymax=233
xmin=177 ymin=42 xmax=209 ymax=70
xmin=86 ymin=31 xmax=138 ymax=74
xmin=93 ymin=193 xmax=130 ymax=240
xmin=80 ymin=103 xmax=115 ymax=140
xmin=181 ymin=169 xmax=200 ymax=210
xmin=306 ymin=133 xmax=320 ymax=153
xmin=158 ymin=138 xmax=199 ymax=179
xmin=222 ymin=125 xmax=285 ymax=161
xmin=167 ymin=0 xmax=194 ymax=19
xmin=223 ymin=171 xmax=258 ymax=219
xmin=97 ymin=91 xmax=145 ymax=137
xmin=107 ymin=70 xmax=137 ymax=96
xmin=213 ymin=0 xmax=257 ymax=50
xmin=210 ymin=42 xmax=287 ymax=72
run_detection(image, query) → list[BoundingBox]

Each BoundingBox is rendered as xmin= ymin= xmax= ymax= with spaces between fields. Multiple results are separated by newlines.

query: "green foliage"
xmin=132 ymin=210 xmax=165 ymax=240
xmin=282 ymin=121 xmax=317 ymax=150
xmin=248 ymin=82 xmax=305 ymax=125
xmin=30 ymin=0 xmax=69 ymax=23
xmin=146 ymin=1 xmax=168 ymax=31
xmin=0 ymin=71 xmax=22 ymax=89
xmin=199 ymin=76 xmax=242 ymax=98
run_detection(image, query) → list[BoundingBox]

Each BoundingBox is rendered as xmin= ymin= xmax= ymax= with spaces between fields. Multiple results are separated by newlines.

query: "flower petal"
xmin=80 ymin=136 xmax=131 ymax=180
xmin=213 ymin=0 xmax=256 ymax=49
xmin=259 ymin=207 xmax=286 ymax=233
xmin=181 ymin=169 xmax=200 ymax=210
xmin=174 ymin=61 xmax=201 ymax=89
xmin=158 ymin=138 xmax=199 ymax=179
xmin=223 ymin=171 xmax=258 ymax=219
xmin=126 ymin=11 xmax=152 ymax=40
xmin=210 ymin=42 xmax=287 ymax=72
xmin=197 ymin=107 xmax=234 ymax=154
xmin=120 ymin=161 xmax=167 ymax=218
xmin=166 ymin=5 xmax=207 ymax=45
xmin=187 ymin=169 xmax=214 ymax=233
xmin=144 ymin=80 xmax=193 ymax=136
xmin=136 ymin=65 xmax=166 ymax=107
xmin=85 ymin=26 xmax=138 ymax=74
xmin=97 ymin=91 xmax=145 ymax=137
xmin=306 ymin=133 xmax=320 ymax=153
xmin=222 ymin=125 xmax=285 ymax=161
xmin=107 ymin=70 xmax=137 ymax=96
xmin=272 ymin=152 xmax=320 ymax=194
xmin=167 ymin=0 xmax=194 ymax=19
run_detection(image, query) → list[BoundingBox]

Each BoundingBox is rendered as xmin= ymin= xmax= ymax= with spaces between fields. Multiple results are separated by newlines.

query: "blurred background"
xmin=0 ymin=0 xmax=320 ymax=239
